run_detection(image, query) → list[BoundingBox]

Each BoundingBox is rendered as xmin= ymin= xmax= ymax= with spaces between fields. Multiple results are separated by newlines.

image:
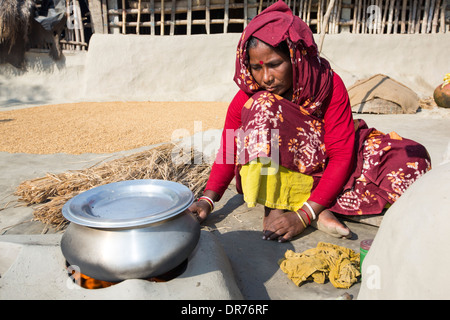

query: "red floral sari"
xmin=235 ymin=91 xmax=431 ymax=215
xmin=331 ymin=120 xmax=431 ymax=215
xmin=233 ymin=1 xmax=431 ymax=215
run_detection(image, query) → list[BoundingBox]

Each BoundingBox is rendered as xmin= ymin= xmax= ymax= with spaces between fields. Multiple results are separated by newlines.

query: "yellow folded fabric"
xmin=239 ymin=158 xmax=313 ymax=211
xmin=279 ymin=242 xmax=361 ymax=289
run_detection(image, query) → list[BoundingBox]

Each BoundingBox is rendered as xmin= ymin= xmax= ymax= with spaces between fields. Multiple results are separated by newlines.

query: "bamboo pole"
xmin=377 ymin=0 xmax=382 ymax=33
xmin=325 ymin=0 xmax=332 ymax=34
xmin=170 ymin=0 xmax=176 ymax=35
xmin=224 ymin=0 xmax=229 ymax=33
xmin=415 ymin=0 xmax=422 ymax=33
xmin=101 ymin=0 xmax=108 ymax=33
xmin=439 ymin=0 xmax=446 ymax=32
xmin=187 ymin=0 xmax=192 ymax=35
xmin=370 ymin=0 xmax=376 ymax=33
xmin=76 ymin=0 xmax=85 ymax=49
xmin=108 ymin=0 xmax=120 ymax=34
xmin=244 ymin=0 xmax=248 ymax=28
xmin=332 ymin=0 xmax=340 ymax=33
xmin=298 ymin=0 xmax=304 ymax=19
xmin=319 ymin=0 xmax=336 ymax=53
xmin=206 ymin=0 xmax=210 ymax=34
xmin=88 ymin=0 xmax=104 ymax=33
xmin=72 ymin=0 xmax=81 ymax=49
xmin=330 ymin=0 xmax=335 ymax=32
xmin=422 ymin=0 xmax=430 ymax=32
xmin=352 ymin=0 xmax=357 ymax=32
xmin=361 ymin=0 xmax=366 ymax=33
xmin=376 ymin=0 xmax=380 ymax=33
xmin=317 ymin=0 xmax=322 ymax=33
xmin=386 ymin=0 xmax=394 ymax=33
xmin=150 ymin=0 xmax=155 ymax=35
xmin=410 ymin=0 xmax=417 ymax=32
xmin=368 ymin=0 xmax=373 ymax=33
xmin=161 ymin=0 xmax=165 ymax=35
xmin=427 ymin=0 xmax=436 ymax=32
xmin=431 ymin=0 xmax=441 ymax=33
xmin=356 ymin=0 xmax=362 ymax=33
xmin=382 ymin=0 xmax=389 ymax=33
xmin=65 ymin=0 xmax=73 ymax=49
xmin=334 ymin=0 xmax=342 ymax=33
xmin=122 ymin=0 xmax=126 ymax=33
xmin=393 ymin=0 xmax=399 ymax=33
xmin=400 ymin=0 xmax=407 ymax=32
xmin=303 ymin=0 xmax=310 ymax=22
xmin=59 ymin=39 xmax=88 ymax=47
xmin=408 ymin=0 xmax=414 ymax=32
xmin=136 ymin=0 xmax=141 ymax=34
xmin=306 ymin=0 xmax=312 ymax=25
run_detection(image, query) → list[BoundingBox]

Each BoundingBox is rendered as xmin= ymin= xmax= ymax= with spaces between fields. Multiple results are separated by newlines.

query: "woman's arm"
xmin=203 ymin=90 xmax=249 ymax=198
xmin=190 ymin=90 xmax=249 ymax=221
xmin=305 ymin=73 xmax=355 ymax=216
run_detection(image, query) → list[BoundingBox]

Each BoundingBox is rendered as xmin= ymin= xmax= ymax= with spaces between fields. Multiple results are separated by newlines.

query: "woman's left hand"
xmin=262 ymin=209 xmax=306 ymax=242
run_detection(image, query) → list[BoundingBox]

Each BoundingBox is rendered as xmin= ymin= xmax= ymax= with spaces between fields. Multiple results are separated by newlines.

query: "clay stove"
xmin=0 ymin=232 xmax=243 ymax=300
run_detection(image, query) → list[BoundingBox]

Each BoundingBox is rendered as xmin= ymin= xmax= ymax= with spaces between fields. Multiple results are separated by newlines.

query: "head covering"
xmin=234 ymin=0 xmax=333 ymax=116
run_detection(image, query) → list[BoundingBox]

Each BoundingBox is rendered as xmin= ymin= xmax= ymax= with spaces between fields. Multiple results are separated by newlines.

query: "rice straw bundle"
xmin=15 ymin=143 xmax=212 ymax=230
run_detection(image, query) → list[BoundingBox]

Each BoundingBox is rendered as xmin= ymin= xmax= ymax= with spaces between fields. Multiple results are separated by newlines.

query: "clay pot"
xmin=434 ymin=82 xmax=450 ymax=108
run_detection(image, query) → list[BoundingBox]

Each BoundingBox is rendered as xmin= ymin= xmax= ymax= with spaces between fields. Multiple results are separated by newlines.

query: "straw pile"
xmin=15 ymin=143 xmax=211 ymax=230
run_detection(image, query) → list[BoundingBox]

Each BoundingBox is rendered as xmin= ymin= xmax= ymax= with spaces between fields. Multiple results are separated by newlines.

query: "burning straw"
xmin=15 ymin=143 xmax=212 ymax=230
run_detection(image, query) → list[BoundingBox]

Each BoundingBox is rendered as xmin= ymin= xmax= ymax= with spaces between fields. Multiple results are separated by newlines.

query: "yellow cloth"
xmin=239 ymin=158 xmax=313 ymax=211
xmin=279 ymin=242 xmax=361 ymax=289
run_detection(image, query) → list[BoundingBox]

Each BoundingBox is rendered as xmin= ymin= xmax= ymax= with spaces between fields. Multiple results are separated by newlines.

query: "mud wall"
xmin=0 ymin=33 xmax=448 ymax=109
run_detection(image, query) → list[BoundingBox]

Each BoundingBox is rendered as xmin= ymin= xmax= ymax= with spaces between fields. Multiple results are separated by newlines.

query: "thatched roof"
xmin=0 ymin=0 xmax=34 ymax=49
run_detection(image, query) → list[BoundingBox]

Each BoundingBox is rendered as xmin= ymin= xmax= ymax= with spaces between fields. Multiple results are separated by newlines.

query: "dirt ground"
xmin=0 ymin=101 xmax=228 ymax=154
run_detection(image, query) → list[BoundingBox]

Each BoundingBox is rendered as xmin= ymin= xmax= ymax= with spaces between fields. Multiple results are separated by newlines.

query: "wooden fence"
xmin=60 ymin=0 xmax=449 ymax=50
xmin=62 ymin=0 xmax=89 ymax=50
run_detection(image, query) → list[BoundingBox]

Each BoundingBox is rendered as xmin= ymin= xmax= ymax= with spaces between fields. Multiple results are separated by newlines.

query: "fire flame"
xmin=69 ymin=269 xmax=118 ymax=289
xmin=67 ymin=259 xmax=187 ymax=289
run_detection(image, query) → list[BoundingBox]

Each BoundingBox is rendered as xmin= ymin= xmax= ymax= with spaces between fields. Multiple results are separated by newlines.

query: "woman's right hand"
xmin=188 ymin=200 xmax=212 ymax=223
xmin=188 ymin=190 xmax=218 ymax=223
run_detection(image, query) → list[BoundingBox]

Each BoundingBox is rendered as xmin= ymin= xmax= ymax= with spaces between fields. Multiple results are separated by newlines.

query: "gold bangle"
xmin=295 ymin=211 xmax=307 ymax=228
xmin=198 ymin=197 xmax=214 ymax=211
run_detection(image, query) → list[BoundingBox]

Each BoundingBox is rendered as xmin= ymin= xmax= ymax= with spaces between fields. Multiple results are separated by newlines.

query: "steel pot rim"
xmin=62 ymin=179 xmax=194 ymax=229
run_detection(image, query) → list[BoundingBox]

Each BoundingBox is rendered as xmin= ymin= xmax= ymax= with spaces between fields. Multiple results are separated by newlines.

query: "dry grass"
xmin=15 ymin=143 xmax=211 ymax=230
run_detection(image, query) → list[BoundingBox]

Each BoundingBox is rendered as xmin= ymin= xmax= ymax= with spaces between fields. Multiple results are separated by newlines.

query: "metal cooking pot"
xmin=60 ymin=179 xmax=200 ymax=282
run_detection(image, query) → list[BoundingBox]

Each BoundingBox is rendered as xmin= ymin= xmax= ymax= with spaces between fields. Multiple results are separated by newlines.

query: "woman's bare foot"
xmin=311 ymin=209 xmax=352 ymax=238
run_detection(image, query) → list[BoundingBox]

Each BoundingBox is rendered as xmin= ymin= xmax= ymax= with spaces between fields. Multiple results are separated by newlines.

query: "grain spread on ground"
xmin=0 ymin=101 xmax=228 ymax=154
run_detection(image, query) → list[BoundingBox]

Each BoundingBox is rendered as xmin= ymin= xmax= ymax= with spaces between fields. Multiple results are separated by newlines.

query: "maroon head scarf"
xmin=234 ymin=0 xmax=333 ymax=116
